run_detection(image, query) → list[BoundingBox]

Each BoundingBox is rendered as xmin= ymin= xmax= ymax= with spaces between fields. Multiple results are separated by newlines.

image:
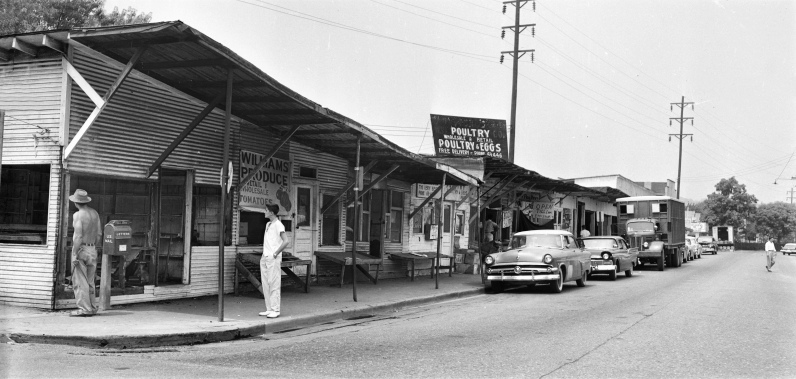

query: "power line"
xmin=391 ymin=0 xmax=496 ymax=29
xmin=369 ymin=0 xmax=496 ymax=38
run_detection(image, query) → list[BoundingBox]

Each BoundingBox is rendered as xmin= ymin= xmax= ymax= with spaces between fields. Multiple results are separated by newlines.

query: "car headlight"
xmin=601 ymin=252 xmax=611 ymax=260
xmin=485 ymin=256 xmax=494 ymax=265
xmin=643 ymin=242 xmax=649 ymax=248
xmin=543 ymin=254 xmax=553 ymax=264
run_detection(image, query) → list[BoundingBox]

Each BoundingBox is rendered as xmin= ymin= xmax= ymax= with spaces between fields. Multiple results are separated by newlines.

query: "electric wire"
xmin=369 ymin=0 xmax=497 ymax=39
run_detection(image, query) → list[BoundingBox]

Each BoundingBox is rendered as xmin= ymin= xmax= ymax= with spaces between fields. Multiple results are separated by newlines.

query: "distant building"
xmin=564 ymin=174 xmax=658 ymax=198
xmin=633 ymin=180 xmax=677 ymax=197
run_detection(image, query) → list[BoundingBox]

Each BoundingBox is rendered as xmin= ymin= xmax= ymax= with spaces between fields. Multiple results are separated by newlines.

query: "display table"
xmin=235 ymin=252 xmax=312 ymax=294
xmin=314 ymin=251 xmax=382 ymax=287
xmin=389 ymin=252 xmax=453 ymax=281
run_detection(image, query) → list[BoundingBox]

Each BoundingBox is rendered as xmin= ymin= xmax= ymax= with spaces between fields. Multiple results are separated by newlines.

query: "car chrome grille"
xmin=488 ymin=264 xmax=552 ymax=275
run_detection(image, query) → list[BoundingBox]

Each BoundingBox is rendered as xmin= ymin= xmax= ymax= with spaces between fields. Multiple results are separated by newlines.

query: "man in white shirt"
xmin=580 ymin=227 xmax=591 ymax=238
xmin=765 ymin=236 xmax=776 ymax=272
xmin=259 ymin=204 xmax=289 ymax=318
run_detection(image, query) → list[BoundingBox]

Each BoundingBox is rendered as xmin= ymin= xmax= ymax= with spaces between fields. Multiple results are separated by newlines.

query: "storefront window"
xmin=192 ymin=186 xmax=232 ymax=246
xmin=322 ymin=194 xmax=340 ymax=246
xmin=0 ymin=164 xmax=50 ymax=245
xmin=389 ymin=191 xmax=403 ymax=242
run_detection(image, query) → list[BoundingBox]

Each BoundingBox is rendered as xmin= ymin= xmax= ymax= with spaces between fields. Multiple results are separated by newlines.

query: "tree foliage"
xmin=0 ymin=0 xmax=151 ymax=35
xmin=753 ymin=202 xmax=796 ymax=242
xmin=702 ymin=177 xmax=757 ymax=230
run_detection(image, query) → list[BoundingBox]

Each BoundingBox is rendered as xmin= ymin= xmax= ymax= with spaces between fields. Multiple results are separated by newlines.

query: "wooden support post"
xmin=218 ymin=69 xmax=233 ymax=322
xmin=435 ymin=173 xmax=446 ymax=289
xmin=99 ymin=255 xmax=112 ymax=310
xmin=352 ymin=134 xmax=361 ymax=301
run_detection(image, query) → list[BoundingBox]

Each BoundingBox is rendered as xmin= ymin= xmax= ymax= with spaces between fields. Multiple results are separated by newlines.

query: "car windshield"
xmin=512 ymin=234 xmax=561 ymax=248
xmin=582 ymin=239 xmax=618 ymax=249
xmin=627 ymin=221 xmax=655 ymax=235
xmin=784 ymin=243 xmax=796 ymax=249
xmin=697 ymin=237 xmax=713 ymax=243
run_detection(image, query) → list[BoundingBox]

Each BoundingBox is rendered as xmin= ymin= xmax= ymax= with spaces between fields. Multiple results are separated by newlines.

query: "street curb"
xmin=7 ymin=287 xmax=485 ymax=349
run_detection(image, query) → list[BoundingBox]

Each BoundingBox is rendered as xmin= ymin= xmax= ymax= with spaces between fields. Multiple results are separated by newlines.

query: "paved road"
xmin=3 ymin=250 xmax=795 ymax=378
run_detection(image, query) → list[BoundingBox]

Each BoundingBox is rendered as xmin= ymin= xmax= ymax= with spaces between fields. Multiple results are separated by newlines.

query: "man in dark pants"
xmin=69 ymin=189 xmax=102 ymax=317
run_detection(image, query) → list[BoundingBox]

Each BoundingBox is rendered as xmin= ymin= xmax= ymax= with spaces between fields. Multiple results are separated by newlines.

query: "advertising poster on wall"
xmin=430 ymin=114 xmax=508 ymax=160
xmin=239 ymin=150 xmax=292 ymax=216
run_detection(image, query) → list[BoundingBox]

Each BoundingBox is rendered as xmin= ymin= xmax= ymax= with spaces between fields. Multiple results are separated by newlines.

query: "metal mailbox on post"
xmin=99 ymin=220 xmax=132 ymax=310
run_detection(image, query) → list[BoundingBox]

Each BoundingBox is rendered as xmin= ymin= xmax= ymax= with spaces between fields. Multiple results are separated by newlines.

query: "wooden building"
xmin=0 ymin=22 xmax=477 ymax=309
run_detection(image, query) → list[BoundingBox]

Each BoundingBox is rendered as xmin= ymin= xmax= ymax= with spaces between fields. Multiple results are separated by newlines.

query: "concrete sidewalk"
xmin=0 ymin=273 xmax=485 ymax=349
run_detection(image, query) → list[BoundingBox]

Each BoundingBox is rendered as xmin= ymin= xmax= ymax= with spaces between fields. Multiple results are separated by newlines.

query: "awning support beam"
xmin=469 ymin=174 xmax=518 ymax=224
xmin=146 ymin=92 xmax=225 ymax=177
xmin=344 ymin=164 xmax=400 ymax=208
xmin=320 ymin=160 xmax=378 ymax=214
xmin=237 ymin=123 xmax=303 ymax=189
xmin=63 ymin=46 xmax=147 ymax=160
xmin=408 ymin=186 xmax=443 ymax=220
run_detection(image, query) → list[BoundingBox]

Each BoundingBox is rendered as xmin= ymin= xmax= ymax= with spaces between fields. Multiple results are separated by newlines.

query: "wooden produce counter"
xmin=314 ymin=251 xmax=382 ymax=287
xmin=235 ymin=252 xmax=312 ymax=294
xmin=389 ymin=252 xmax=453 ymax=281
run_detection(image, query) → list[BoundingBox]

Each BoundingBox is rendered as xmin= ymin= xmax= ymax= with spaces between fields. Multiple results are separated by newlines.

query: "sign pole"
xmin=435 ymin=174 xmax=446 ymax=289
xmin=352 ymin=134 xmax=361 ymax=301
xmin=218 ymin=69 xmax=233 ymax=322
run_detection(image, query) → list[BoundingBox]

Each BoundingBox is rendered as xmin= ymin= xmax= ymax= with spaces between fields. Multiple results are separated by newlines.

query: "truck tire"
xmin=657 ymin=253 xmax=665 ymax=271
xmin=608 ymin=268 xmax=617 ymax=281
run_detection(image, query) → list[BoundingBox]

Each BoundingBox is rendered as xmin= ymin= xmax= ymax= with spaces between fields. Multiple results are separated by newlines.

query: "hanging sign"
xmin=430 ymin=114 xmax=508 ymax=160
xmin=239 ymin=150 xmax=292 ymax=215
xmin=415 ymin=184 xmax=471 ymax=202
xmin=519 ymin=200 xmax=560 ymax=220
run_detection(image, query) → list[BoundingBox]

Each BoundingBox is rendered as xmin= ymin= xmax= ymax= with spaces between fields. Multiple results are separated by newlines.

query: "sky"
xmin=103 ymin=0 xmax=796 ymax=204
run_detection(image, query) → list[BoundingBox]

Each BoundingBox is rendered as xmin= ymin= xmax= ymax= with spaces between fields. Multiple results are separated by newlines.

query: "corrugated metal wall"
xmin=67 ymin=49 xmax=239 ymax=184
xmin=0 ymin=54 xmax=64 ymax=308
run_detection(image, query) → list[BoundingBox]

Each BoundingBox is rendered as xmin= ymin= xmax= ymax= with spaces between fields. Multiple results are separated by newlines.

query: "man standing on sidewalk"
xmin=259 ymin=204 xmax=289 ymax=318
xmin=69 ymin=189 xmax=102 ymax=317
xmin=765 ymin=236 xmax=777 ymax=272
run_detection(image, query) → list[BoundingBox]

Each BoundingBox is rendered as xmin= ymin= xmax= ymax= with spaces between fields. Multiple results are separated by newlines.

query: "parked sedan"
xmin=782 ymin=243 xmax=796 ymax=255
xmin=685 ymin=236 xmax=703 ymax=260
xmin=484 ymin=230 xmax=591 ymax=293
xmin=579 ymin=236 xmax=638 ymax=280
xmin=697 ymin=236 xmax=718 ymax=255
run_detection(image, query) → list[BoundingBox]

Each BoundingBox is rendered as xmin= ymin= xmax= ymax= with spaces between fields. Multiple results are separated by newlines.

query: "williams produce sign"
xmin=239 ymin=150 xmax=292 ymax=215
xmin=430 ymin=114 xmax=508 ymax=160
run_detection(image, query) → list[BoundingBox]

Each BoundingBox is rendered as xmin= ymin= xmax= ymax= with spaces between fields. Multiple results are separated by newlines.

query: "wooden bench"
xmin=314 ymin=251 xmax=382 ymax=287
xmin=235 ymin=252 xmax=312 ymax=294
xmin=389 ymin=252 xmax=454 ymax=281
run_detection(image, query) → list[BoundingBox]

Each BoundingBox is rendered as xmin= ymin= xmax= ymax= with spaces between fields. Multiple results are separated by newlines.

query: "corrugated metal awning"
xmin=0 ymin=22 xmax=477 ymax=186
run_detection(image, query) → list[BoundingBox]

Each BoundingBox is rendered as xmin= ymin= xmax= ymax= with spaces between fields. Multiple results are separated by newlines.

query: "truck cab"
xmin=616 ymin=196 xmax=686 ymax=270
xmin=625 ymin=218 xmax=666 ymax=271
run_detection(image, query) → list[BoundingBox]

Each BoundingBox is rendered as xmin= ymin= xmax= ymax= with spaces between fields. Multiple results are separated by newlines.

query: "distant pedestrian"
xmin=259 ymin=204 xmax=289 ymax=318
xmin=69 ymin=189 xmax=102 ymax=317
xmin=580 ymin=227 xmax=591 ymax=238
xmin=765 ymin=236 xmax=776 ymax=272
xmin=484 ymin=216 xmax=497 ymax=242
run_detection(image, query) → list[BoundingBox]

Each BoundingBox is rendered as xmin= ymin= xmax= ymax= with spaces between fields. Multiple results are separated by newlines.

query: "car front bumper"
xmin=590 ymin=261 xmax=617 ymax=273
xmin=486 ymin=266 xmax=560 ymax=282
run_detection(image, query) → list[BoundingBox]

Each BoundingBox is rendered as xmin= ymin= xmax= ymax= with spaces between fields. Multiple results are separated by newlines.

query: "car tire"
xmin=609 ymin=268 xmax=617 ymax=281
xmin=549 ymin=271 xmax=564 ymax=293
xmin=576 ymin=271 xmax=587 ymax=287
xmin=657 ymin=254 xmax=665 ymax=271
xmin=625 ymin=267 xmax=633 ymax=277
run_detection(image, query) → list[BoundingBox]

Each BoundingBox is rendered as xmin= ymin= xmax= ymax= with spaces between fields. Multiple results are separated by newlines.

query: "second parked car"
xmin=685 ymin=236 xmax=703 ymax=260
xmin=781 ymin=243 xmax=796 ymax=255
xmin=697 ymin=236 xmax=718 ymax=255
xmin=579 ymin=236 xmax=638 ymax=280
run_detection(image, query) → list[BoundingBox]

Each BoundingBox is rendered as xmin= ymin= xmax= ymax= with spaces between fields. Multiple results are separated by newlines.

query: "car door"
xmin=566 ymin=235 xmax=587 ymax=279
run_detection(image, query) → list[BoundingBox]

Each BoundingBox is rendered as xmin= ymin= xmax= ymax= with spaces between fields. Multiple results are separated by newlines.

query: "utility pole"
xmin=669 ymin=96 xmax=694 ymax=199
xmin=501 ymin=0 xmax=535 ymax=163
xmin=787 ymin=187 xmax=796 ymax=204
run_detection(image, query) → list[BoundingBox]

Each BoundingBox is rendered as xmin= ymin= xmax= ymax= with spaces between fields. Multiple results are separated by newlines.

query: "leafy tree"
xmin=753 ymin=202 xmax=796 ymax=242
xmin=0 ymin=0 xmax=151 ymax=35
xmin=702 ymin=177 xmax=757 ymax=232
